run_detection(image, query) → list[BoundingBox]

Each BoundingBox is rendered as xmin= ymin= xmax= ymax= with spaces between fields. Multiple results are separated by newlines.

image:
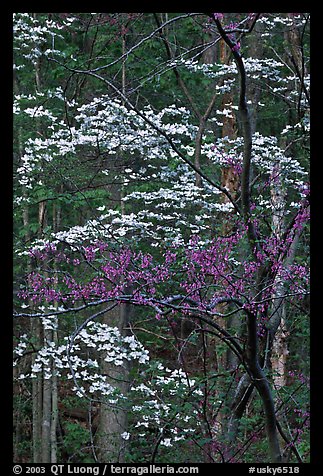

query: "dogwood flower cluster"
xmin=14 ymin=21 xmax=309 ymax=251
xmin=176 ymin=54 xmax=309 ymax=108
xmin=14 ymin=322 xmax=204 ymax=447
xmin=14 ymin=321 xmax=149 ymax=386
xmin=13 ymin=13 xmax=65 ymax=66
xmin=129 ymin=363 xmax=203 ymax=447
xmin=14 ymin=77 xmax=309 ymax=249
xmin=257 ymin=14 xmax=308 ymax=34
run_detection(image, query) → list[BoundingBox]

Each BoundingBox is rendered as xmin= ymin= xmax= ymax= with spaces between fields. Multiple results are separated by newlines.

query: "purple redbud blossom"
xmin=213 ymin=13 xmax=224 ymax=20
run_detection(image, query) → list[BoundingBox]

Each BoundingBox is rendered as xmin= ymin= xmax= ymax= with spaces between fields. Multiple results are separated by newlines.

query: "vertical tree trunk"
xmin=224 ymin=19 xmax=265 ymax=449
xmin=268 ymin=12 xmax=309 ymax=398
xmin=96 ymin=29 xmax=131 ymax=459
xmin=50 ymin=201 xmax=61 ymax=463
xmin=97 ymin=185 xmax=132 ymax=462
xmin=214 ymin=37 xmax=239 ymax=447
xmin=213 ymin=16 xmax=283 ymax=462
xmin=268 ymin=13 xmax=308 ymax=396
xmin=41 ymin=351 xmax=52 ymax=462
xmin=32 ymin=20 xmax=56 ymax=461
xmin=50 ymin=330 xmax=58 ymax=463
xmin=24 ymin=176 xmax=43 ymax=465
xmin=96 ymin=303 xmax=132 ymax=462
xmin=32 ymin=322 xmax=43 ymax=463
xmin=245 ymin=310 xmax=282 ymax=463
xmin=24 ymin=202 xmax=43 ymax=463
xmin=39 ymin=199 xmax=53 ymax=463
xmin=285 ymin=13 xmax=307 ymax=77
xmin=269 ymin=159 xmax=288 ymax=391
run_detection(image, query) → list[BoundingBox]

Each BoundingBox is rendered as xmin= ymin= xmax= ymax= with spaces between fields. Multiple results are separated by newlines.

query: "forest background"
xmin=11 ymin=11 xmax=314 ymax=466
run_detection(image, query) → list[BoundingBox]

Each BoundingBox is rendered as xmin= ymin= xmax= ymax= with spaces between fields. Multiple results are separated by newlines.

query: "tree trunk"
xmin=31 ymin=200 xmax=43 ymax=462
xmin=32 ymin=21 xmax=56 ymax=461
xmin=32 ymin=327 xmax=43 ymax=463
xmin=213 ymin=37 xmax=239 ymax=450
xmin=50 ymin=202 xmax=61 ymax=463
xmin=41 ymin=346 xmax=52 ymax=462
xmin=223 ymin=19 xmax=270 ymax=452
xmin=269 ymin=159 xmax=288 ymax=391
xmin=50 ymin=328 xmax=58 ymax=463
xmin=245 ymin=310 xmax=282 ymax=463
xmin=97 ymin=44 xmax=131 ymax=457
xmin=39 ymin=200 xmax=53 ymax=463
xmin=213 ymin=16 xmax=283 ymax=462
xmin=96 ymin=302 xmax=132 ymax=462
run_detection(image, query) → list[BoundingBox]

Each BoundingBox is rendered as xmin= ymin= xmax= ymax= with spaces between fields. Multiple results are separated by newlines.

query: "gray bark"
xmin=39 ymin=201 xmax=52 ymax=463
xmin=41 ymin=355 xmax=52 ymax=462
xmin=267 ymin=159 xmax=288 ymax=389
xmin=96 ymin=302 xmax=132 ymax=462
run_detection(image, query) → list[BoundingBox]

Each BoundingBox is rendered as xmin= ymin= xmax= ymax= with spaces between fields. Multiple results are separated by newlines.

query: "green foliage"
xmin=61 ymin=422 xmax=95 ymax=463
